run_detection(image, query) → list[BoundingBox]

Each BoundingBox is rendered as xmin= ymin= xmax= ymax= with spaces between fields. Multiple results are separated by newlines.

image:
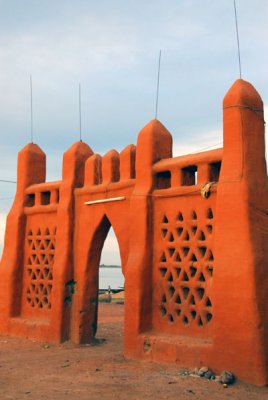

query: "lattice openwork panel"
xmin=154 ymin=199 xmax=215 ymax=333
xmin=24 ymin=227 xmax=56 ymax=310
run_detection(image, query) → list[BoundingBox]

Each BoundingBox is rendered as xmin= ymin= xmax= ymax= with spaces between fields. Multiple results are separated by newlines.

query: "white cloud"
xmin=173 ymin=128 xmax=222 ymax=157
xmin=173 ymin=103 xmax=268 ymax=158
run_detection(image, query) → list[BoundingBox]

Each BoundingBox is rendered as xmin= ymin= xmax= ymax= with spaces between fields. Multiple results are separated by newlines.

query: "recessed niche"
xmin=181 ymin=165 xmax=197 ymax=186
xmin=25 ymin=193 xmax=35 ymax=207
xmin=41 ymin=191 xmax=51 ymax=205
xmin=155 ymin=171 xmax=171 ymax=189
xmin=209 ymin=161 xmax=221 ymax=182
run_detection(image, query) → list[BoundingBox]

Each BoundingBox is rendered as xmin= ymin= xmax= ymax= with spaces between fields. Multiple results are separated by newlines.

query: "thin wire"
xmin=79 ymin=83 xmax=82 ymax=141
xmin=233 ymin=0 xmax=242 ymax=79
xmin=155 ymin=50 xmax=162 ymax=119
xmin=30 ymin=75 xmax=33 ymax=143
xmin=191 ymin=142 xmax=223 ymax=153
xmin=0 ymin=179 xmax=16 ymax=183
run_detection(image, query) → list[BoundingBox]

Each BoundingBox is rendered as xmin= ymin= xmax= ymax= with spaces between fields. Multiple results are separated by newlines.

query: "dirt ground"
xmin=0 ymin=303 xmax=267 ymax=400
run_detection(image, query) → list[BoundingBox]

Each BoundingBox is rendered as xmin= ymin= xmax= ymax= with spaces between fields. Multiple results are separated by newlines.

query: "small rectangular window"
xmin=155 ymin=171 xmax=171 ymax=189
xmin=25 ymin=193 xmax=35 ymax=207
xmin=40 ymin=191 xmax=51 ymax=205
xmin=181 ymin=166 xmax=197 ymax=186
xmin=209 ymin=162 xmax=221 ymax=182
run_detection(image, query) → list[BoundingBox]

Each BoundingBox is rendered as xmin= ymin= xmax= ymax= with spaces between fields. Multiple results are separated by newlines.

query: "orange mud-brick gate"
xmin=0 ymin=79 xmax=268 ymax=386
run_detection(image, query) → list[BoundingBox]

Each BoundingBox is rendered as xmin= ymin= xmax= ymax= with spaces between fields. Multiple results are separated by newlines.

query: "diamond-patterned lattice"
xmin=158 ymin=208 xmax=214 ymax=327
xmin=25 ymin=227 xmax=56 ymax=309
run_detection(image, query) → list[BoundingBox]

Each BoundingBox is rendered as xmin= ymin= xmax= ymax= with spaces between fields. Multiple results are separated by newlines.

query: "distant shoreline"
xmin=99 ymin=264 xmax=121 ymax=269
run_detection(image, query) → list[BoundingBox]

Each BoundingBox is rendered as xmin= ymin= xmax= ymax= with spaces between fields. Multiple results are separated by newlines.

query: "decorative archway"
xmin=71 ymin=205 xmax=129 ymax=344
xmin=1 ymin=81 xmax=268 ymax=385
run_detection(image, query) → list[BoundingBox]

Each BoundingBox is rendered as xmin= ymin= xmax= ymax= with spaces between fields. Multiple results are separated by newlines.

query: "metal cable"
xmin=155 ymin=50 xmax=162 ymax=119
xmin=233 ymin=0 xmax=242 ymax=78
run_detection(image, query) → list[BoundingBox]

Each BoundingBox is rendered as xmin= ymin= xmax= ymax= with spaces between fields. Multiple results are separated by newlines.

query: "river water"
xmin=99 ymin=267 xmax=124 ymax=290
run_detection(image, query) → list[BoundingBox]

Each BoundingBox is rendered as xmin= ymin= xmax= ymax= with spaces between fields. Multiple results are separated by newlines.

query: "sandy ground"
xmin=0 ymin=303 xmax=267 ymax=400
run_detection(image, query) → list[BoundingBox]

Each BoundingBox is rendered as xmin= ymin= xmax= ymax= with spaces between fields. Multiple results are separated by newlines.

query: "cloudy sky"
xmin=0 ymin=0 xmax=267 ymax=263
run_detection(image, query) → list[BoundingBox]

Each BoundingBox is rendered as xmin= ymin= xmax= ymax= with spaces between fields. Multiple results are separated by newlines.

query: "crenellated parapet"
xmin=83 ymin=143 xmax=136 ymax=189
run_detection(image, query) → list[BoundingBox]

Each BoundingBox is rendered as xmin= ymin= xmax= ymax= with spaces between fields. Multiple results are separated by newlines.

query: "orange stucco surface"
xmin=0 ymin=79 xmax=267 ymax=386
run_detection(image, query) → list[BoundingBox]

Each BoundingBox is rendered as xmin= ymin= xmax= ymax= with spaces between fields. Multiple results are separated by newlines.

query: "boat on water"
xmin=99 ymin=286 xmax=124 ymax=294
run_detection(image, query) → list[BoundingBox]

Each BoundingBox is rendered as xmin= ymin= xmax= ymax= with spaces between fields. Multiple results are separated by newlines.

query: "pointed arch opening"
xmin=97 ymin=224 xmax=124 ymax=346
xmin=99 ymin=226 xmax=124 ymax=291
xmin=77 ymin=214 xmax=125 ymax=346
